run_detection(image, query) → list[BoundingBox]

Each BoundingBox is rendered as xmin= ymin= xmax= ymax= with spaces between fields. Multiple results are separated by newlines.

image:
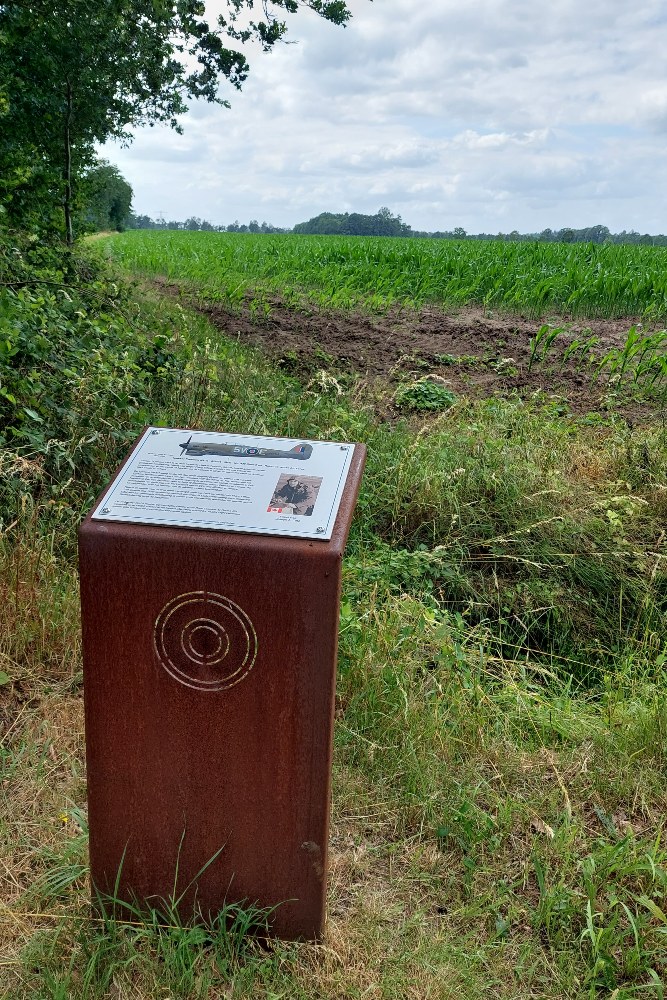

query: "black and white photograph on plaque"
xmin=268 ymin=474 xmax=323 ymax=516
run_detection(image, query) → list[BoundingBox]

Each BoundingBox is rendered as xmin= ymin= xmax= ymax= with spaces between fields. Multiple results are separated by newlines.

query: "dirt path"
xmin=156 ymin=279 xmax=660 ymax=420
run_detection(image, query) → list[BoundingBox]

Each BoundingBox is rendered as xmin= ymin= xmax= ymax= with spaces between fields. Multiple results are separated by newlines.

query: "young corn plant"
xmin=527 ymin=324 xmax=565 ymax=371
xmin=595 ymin=327 xmax=667 ymax=410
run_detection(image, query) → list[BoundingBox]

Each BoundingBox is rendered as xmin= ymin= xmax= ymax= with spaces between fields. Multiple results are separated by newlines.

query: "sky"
xmin=104 ymin=0 xmax=667 ymax=234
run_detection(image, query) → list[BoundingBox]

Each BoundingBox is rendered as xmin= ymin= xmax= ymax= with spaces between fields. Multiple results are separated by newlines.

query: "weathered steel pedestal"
xmin=79 ymin=438 xmax=365 ymax=940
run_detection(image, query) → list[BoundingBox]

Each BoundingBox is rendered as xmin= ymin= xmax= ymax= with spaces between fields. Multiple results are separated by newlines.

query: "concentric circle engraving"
xmin=154 ymin=592 xmax=257 ymax=692
xmin=181 ymin=620 xmax=229 ymax=664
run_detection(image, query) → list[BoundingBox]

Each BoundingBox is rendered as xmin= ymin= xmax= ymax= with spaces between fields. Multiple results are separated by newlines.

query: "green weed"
xmin=394 ymin=378 xmax=458 ymax=412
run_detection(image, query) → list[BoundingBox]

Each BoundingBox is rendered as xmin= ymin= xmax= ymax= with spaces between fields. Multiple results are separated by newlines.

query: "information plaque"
xmin=80 ymin=427 xmax=366 ymax=940
xmin=92 ymin=427 xmax=354 ymax=540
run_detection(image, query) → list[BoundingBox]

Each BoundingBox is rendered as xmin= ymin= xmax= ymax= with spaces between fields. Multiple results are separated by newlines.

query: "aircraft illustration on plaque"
xmin=179 ymin=436 xmax=313 ymax=461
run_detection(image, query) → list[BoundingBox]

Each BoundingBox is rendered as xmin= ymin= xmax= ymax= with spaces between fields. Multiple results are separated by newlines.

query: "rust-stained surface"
xmin=79 ymin=437 xmax=365 ymax=941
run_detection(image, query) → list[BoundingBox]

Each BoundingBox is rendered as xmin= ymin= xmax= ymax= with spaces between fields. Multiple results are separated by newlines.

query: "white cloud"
xmin=105 ymin=0 xmax=667 ymax=232
xmin=452 ymin=130 xmax=550 ymax=151
xmin=640 ymin=87 xmax=667 ymax=131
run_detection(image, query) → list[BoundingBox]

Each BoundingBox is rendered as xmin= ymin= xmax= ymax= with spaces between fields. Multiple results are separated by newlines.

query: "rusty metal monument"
xmin=79 ymin=427 xmax=365 ymax=940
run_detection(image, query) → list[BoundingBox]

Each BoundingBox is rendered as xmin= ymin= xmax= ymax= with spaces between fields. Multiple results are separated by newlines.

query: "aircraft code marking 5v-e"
xmin=180 ymin=437 xmax=313 ymax=460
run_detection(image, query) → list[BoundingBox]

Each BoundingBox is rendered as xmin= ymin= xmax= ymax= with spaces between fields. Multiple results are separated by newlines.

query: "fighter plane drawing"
xmin=179 ymin=436 xmax=313 ymax=460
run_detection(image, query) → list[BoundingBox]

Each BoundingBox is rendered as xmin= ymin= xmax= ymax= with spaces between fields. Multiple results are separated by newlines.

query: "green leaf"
xmin=0 ymin=671 xmax=11 ymax=686
xmin=639 ymin=895 xmax=667 ymax=924
xmin=494 ymin=915 xmax=511 ymax=938
xmin=23 ymin=407 xmax=43 ymax=422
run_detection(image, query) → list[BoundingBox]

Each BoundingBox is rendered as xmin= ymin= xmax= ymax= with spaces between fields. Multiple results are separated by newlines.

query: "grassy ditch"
xmin=1 ymin=238 xmax=666 ymax=998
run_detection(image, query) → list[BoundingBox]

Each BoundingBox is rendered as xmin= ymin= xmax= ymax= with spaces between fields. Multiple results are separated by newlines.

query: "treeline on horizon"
xmin=128 ymin=206 xmax=667 ymax=246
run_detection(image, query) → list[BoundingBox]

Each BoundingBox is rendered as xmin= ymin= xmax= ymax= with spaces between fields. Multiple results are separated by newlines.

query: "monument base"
xmin=79 ymin=437 xmax=365 ymax=940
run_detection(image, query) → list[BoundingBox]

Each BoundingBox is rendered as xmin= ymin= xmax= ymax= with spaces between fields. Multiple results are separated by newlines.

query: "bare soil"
xmin=157 ymin=279 xmax=661 ymax=420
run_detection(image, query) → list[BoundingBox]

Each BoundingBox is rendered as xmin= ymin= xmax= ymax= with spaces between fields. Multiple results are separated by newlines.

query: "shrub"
xmin=395 ymin=377 xmax=458 ymax=411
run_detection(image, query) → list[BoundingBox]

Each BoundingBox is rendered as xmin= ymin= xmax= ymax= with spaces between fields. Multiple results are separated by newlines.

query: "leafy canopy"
xmin=0 ymin=0 xmax=352 ymax=137
xmin=0 ymin=0 xmax=353 ymax=236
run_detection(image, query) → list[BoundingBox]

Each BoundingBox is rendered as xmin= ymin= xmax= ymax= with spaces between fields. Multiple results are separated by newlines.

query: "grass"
xmin=1 ymin=238 xmax=666 ymax=998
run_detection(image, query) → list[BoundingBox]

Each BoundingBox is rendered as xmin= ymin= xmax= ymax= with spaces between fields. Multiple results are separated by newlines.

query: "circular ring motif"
xmin=154 ymin=592 xmax=257 ymax=692
xmin=181 ymin=620 xmax=228 ymax=665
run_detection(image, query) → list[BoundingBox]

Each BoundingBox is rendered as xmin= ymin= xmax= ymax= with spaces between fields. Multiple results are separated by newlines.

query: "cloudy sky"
xmin=105 ymin=0 xmax=667 ymax=234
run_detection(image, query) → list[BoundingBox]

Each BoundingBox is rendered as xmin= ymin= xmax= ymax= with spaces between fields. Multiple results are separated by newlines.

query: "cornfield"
xmin=104 ymin=231 xmax=667 ymax=319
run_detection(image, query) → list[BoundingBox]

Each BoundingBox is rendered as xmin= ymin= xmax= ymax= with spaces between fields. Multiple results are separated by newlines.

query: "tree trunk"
xmin=63 ymin=78 xmax=73 ymax=245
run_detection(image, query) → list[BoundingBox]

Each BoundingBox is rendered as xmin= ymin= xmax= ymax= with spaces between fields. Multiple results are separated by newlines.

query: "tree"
xmin=294 ymin=208 xmax=413 ymax=238
xmin=580 ymin=224 xmax=610 ymax=244
xmin=127 ymin=213 xmax=155 ymax=229
xmin=82 ymin=161 xmax=133 ymax=232
xmin=0 ymin=0 xmax=353 ymax=241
